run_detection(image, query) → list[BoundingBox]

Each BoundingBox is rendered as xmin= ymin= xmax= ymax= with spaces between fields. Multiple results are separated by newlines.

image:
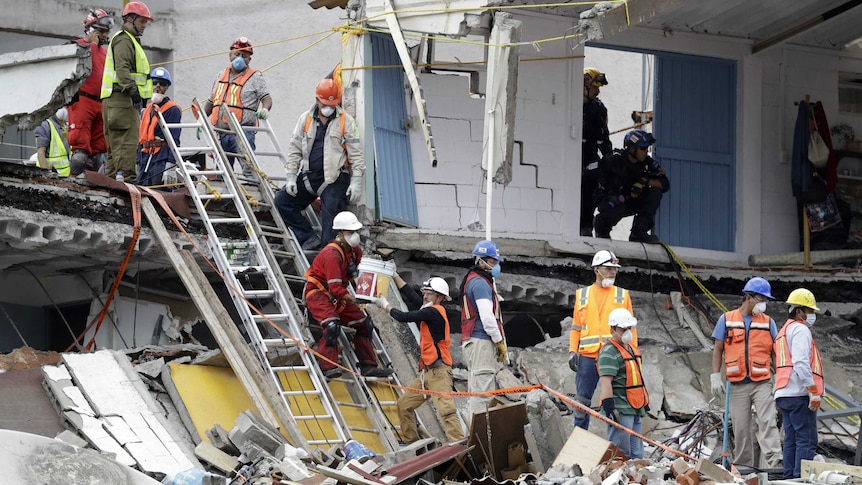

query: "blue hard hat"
xmin=624 ymin=129 xmax=656 ymax=149
xmin=742 ymin=277 xmax=774 ymax=300
xmin=472 ymin=240 xmax=503 ymax=262
xmin=150 ymin=67 xmax=171 ymax=86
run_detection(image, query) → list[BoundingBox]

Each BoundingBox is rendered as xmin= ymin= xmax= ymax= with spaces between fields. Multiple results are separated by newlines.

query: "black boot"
xmin=629 ymin=231 xmax=659 ymax=244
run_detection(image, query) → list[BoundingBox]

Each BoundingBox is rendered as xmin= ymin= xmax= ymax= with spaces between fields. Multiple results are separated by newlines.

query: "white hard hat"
xmin=332 ymin=211 xmax=362 ymax=231
xmin=422 ymin=277 xmax=452 ymax=301
xmin=608 ymin=308 xmax=637 ymax=328
xmin=591 ymin=249 xmax=621 ymax=268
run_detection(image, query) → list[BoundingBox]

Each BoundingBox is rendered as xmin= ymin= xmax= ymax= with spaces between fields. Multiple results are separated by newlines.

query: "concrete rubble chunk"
xmin=231 ymin=410 xmax=286 ymax=455
xmin=205 ymin=424 xmax=240 ymax=455
xmin=525 ymin=389 xmax=569 ymax=470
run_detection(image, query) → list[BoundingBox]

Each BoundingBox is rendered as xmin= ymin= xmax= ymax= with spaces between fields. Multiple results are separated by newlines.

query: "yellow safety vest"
xmin=101 ymin=30 xmax=152 ymax=99
xmin=45 ymin=119 xmax=70 ymax=177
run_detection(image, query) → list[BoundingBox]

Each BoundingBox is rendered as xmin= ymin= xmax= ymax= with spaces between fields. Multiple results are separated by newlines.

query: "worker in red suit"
xmin=304 ymin=211 xmax=394 ymax=379
xmin=69 ymin=9 xmax=113 ymax=176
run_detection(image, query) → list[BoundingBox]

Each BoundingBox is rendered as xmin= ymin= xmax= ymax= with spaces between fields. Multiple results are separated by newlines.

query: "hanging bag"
xmin=808 ymin=116 xmax=830 ymax=168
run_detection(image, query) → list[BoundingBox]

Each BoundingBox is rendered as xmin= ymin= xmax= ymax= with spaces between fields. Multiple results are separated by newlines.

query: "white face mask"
xmin=345 ymin=232 xmax=361 ymax=247
xmin=621 ymin=329 xmax=633 ymax=344
xmin=320 ymin=105 xmax=335 ymax=117
xmin=805 ymin=313 xmax=816 ymax=326
xmin=597 ymin=268 xmax=615 ymax=288
xmin=753 ymin=301 xmax=767 ymax=315
xmin=150 ymin=92 xmax=165 ymax=104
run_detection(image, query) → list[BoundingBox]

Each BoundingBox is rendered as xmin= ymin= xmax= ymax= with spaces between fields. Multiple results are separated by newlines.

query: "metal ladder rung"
xmin=348 ymin=427 xmax=380 ymax=433
xmin=282 ymin=274 xmax=306 ymax=284
xmin=166 ymin=122 xmax=202 ymax=129
xmin=271 ymin=364 xmax=310 ymax=372
xmin=177 ymin=146 xmax=215 ymax=154
xmin=309 ymin=439 xmax=346 ymax=445
xmin=262 ymin=338 xmax=299 ymax=347
xmin=199 ymin=193 xmax=237 ymax=200
xmin=271 ymin=249 xmax=297 ymax=259
xmin=282 ymin=389 xmax=321 ymax=397
xmin=186 ymin=169 xmax=224 ymax=176
xmin=242 ymin=289 xmax=276 ymax=298
xmin=259 ymin=224 xmax=284 ymax=234
xmin=295 ymin=414 xmax=332 ymax=421
xmin=209 ymin=217 xmax=246 ymax=224
xmin=254 ymin=314 xmax=291 ymax=323
xmin=260 ymin=231 xmax=286 ymax=240
xmin=254 ymin=151 xmax=281 ymax=157
xmin=224 ymin=151 xmax=245 ymax=158
xmin=213 ymin=127 xmax=233 ymax=134
xmin=230 ymin=265 xmax=263 ymax=273
xmin=336 ymin=401 xmax=367 ymax=409
xmin=376 ymin=401 xmax=398 ymax=406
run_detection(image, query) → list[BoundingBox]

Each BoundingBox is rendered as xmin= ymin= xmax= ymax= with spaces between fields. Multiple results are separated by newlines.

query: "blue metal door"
xmin=654 ymin=53 xmax=736 ymax=251
xmin=371 ymin=33 xmax=418 ymax=227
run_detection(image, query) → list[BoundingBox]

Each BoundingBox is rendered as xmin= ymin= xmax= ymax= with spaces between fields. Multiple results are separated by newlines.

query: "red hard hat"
xmin=230 ymin=36 xmax=254 ymax=55
xmin=122 ymin=1 xmax=153 ymax=21
xmin=84 ymin=9 xmax=114 ymax=31
xmin=316 ymin=79 xmax=341 ymax=106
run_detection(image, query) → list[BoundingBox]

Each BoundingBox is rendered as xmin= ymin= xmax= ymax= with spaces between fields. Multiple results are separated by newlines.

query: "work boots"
xmin=629 ymin=231 xmax=660 ymax=244
xmin=361 ymin=366 xmax=394 ymax=378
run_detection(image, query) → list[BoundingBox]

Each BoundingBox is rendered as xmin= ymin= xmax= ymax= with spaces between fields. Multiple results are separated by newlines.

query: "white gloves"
xmin=710 ymin=372 xmax=725 ymax=398
xmin=163 ymin=163 xmax=178 ymax=185
xmin=346 ymin=175 xmax=363 ymax=203
xmin=371 ymin=296 xmax=390 ymax=312
xmin=285 ymin=173 xmax=298 ymax=197
xmin=256 ymin=107 xmax=269 ymax=120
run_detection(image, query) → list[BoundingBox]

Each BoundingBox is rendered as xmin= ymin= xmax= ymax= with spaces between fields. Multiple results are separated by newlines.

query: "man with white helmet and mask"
xmin=35 ymin=108 xmax=71 ymax=177
xmin=304 ymin=211 xmax=393 ymax=379
xmin=598 ymin=308 xmax=648 ymax=458
xmin=569 ymin=249 xmax=635 ymax=430
xmin=774 ymin=288 xmax=823 ymax=479
xmin=375 ymin=274 xmax=464 ymax=444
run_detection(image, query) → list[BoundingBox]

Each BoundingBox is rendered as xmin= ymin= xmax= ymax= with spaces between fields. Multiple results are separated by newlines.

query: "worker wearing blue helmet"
xmin=459 ymin=239 xmax=507 ymax=420
xmin=593 ymin=129 xmax=669 ymax=243
xmin=136 ymin=67 xmax=181 ymax=187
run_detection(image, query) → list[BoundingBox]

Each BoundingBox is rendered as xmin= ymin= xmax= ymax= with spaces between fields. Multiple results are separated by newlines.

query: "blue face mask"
xmin=490 ymin=262 xmax=501 ymax=278
xmin=232 ymin=56 xmax=246 ymax=71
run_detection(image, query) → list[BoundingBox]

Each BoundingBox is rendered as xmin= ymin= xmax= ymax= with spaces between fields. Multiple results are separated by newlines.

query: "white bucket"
xmin=354 ymin=259 xmax=395 ymax=301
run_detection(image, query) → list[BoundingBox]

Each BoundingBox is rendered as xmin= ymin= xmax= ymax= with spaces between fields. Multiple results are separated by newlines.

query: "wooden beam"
xmin=140 ymin=198 xmax=309 ymax=450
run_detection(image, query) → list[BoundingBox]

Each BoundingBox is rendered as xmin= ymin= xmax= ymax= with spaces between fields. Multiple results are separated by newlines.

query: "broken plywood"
xmin=553 ymin=426 xmax=626 ymax=471
xmin=468 ymin=401 xmax=528 ymax=479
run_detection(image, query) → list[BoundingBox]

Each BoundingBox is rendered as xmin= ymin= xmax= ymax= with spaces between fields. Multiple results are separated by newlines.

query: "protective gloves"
xmin=284 ymin=173 xmax=298 ymax=197
xmin=345 ymin=175 xmax=363 ymax=203
xmin=130 ymin=91 xmax=144 ymax=110
xmin=372 ymin=296 xmax=391 ymax=312
xmin=163 ymin=163 xmax=178 ymax=185
xmin=256 ymin=106 xmax=269 ymax=120
xmin=602 ymin=397 xmax=620 ymax=423
xmin=568 ymin=352 xmax=579 ymax=372
xmin=710 ymin=372 xmax=725 ymax=399
xmin=807 ymin=385 xmax=821 ymax=411
xmin=495 ymin=340 xmax=508 ymax=363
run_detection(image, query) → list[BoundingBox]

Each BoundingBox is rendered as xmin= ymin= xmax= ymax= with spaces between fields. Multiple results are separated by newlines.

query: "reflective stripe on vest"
xmin=45 ymin=118 xmax=70 ymax=177
xmin=723 ymin=309 xmax=774 ymax=382
xmin=101 ymin=30 xmax=152 ymax=99
xmin=420 ymin=304 xmax=452 ymax=370
xmin=210 ymin=67 xmax=258 ymax=126
xmin=459 ymin=270 xmax=503 ymax=343
xmin=774 ymin=319 xmax=824 ymax=395
xmin=139 ymin=101 xmax=179 ymax=155
xmin=606 ymin=339 xmax=649 ymax=410
xmin=575 ymin=286 xmax=626 ymax=355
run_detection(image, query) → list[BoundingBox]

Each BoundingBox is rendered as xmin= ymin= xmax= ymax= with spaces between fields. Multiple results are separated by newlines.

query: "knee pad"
xmin=69 ymin=149 xmax=89 ymax=175
xmin=322 ymin=320 xmax=341 ymax=346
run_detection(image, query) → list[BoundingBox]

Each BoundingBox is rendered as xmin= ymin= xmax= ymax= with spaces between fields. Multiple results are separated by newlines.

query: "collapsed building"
xmin=1 ymin=0 xmax=862 ymax=484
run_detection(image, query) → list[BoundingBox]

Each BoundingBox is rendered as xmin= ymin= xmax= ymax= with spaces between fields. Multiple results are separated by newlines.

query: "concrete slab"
xmin=0 ymin=368 xmax=64 ymax=438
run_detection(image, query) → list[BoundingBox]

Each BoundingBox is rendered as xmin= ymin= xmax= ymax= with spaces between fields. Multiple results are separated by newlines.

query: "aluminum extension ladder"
xmin=155 ymin=99 xmax=401 ymax=452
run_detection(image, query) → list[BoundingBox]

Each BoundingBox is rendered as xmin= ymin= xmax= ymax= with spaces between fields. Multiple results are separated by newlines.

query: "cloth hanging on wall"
xmin=791 ymin=100 xmax=814 ymax=198
xmin=812 ymin=101 xmax=839 ymax=192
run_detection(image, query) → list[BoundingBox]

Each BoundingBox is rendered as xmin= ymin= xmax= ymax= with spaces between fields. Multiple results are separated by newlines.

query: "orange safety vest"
xmin=419 ymin=305 xmax=452 ymax=370
xmin=571 ymin=285 xmax=631 ymax=358
xmin=774 ymin=319 xmax=824 ymax=396
xmin=210 ymin=67 xmax=259 ymax=126
xmin=304 ymin=110 xmax=349 ymax=168
xmin=722 ymin=309 xmax=773 ymax=382
xmin=459 ymin=270 xmax=503 ymax=344
xmin=138 ymin=100 xmax=179 ymax=155
xmin=605 ymin=339 xmax=649 ymax=410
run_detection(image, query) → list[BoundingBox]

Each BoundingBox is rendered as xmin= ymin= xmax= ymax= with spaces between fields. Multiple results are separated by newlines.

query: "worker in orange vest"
xmin=374 ymin=275 xmax=464 ymax=444
xmin=774 ymin=288 xmax=824 ymax=479
xmin=598 ymin=308 xmax=648 ymax=458
xmin=203 ymin=36 xmax=272 ymax=179
xmin=710 ymin=277 xmax=782 ymax=468
xmin=569 ymin=249 xmax=635 ymax=430
xmin=136 ymin=67 xmax=181 ymax=187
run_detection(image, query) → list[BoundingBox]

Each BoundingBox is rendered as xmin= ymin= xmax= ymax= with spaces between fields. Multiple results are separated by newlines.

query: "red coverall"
xmin=305 ymin=241 xmax=377 ymax=371
xmin=68 ymin=40 xmax=108 ymax=160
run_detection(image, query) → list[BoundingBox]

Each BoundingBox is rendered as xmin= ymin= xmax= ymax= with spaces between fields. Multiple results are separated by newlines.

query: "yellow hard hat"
xmin=786 ymin=288 xmax=819 ymax=311
xmin=584 ymin=67 xmax=608 ymax=87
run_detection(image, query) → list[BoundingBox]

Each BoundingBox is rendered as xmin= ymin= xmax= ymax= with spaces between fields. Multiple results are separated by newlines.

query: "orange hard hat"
xmin=316 ymin=79 xmax=341 ymax=106
xmin=122 ymin=1 xmax=153 ymax=21
xmin=230 ymin=36 xmax=254 ymax=55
